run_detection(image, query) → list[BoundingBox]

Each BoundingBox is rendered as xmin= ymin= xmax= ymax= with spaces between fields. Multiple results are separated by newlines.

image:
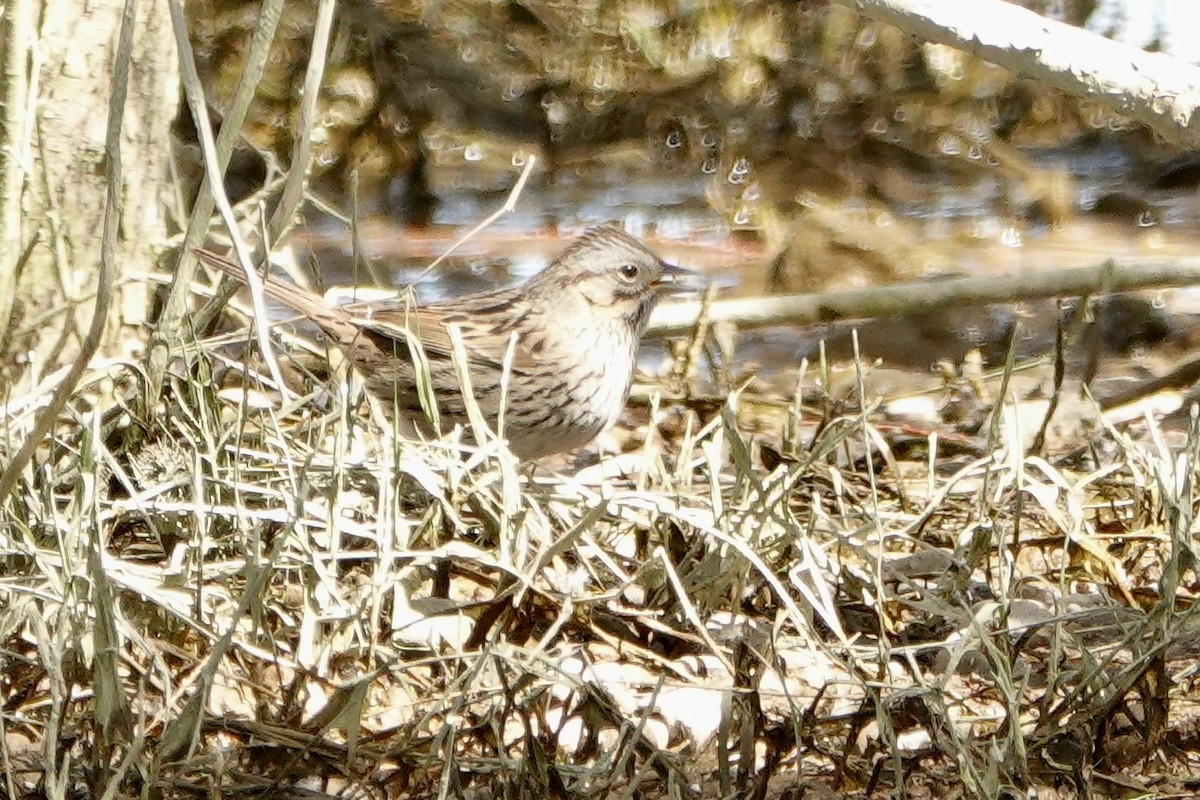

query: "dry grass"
xmin=8 ymin=105 xmax=1200 ymax=797
xmin=4 ymin=300 xmax=1200 ymax=798
xmin=6 ymin=6 xmax=1200 ymax=796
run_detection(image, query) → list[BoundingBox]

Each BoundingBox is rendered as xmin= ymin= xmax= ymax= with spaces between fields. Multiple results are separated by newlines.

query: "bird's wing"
xmin=347 ymin=298 xmax=539 ymax=372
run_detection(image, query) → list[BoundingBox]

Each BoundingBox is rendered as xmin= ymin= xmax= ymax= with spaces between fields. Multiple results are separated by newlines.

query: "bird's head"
xmin=534 ymin=225 xmax=689 ymax=332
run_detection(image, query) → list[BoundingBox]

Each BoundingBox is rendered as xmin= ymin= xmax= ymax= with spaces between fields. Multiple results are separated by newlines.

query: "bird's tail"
xmin=193 ymin=248 xmax=360 ymax=345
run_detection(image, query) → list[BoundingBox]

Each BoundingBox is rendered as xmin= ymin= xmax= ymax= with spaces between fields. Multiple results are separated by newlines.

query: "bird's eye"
xmin=617 ymin=263 xmax=640 ymax=283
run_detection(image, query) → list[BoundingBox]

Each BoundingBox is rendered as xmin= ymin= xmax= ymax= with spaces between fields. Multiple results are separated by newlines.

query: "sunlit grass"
xmin=2 ymin=301 xmax=1195 ymax=796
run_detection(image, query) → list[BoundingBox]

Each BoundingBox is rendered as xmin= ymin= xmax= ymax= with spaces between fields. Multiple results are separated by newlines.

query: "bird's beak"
xmin=655 ymin=261 xmax=706 ymax=295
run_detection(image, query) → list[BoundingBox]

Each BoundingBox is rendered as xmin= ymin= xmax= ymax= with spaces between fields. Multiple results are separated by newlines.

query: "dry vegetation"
xmin=7 ymin=2 xmax=1200 ymax=799
xmin=5 ymin=313 xmax=1200 ymax=797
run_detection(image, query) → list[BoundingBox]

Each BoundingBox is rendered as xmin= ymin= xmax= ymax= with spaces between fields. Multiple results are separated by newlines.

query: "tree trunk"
xmin=0 ymin=0 xmax=177 ymax=385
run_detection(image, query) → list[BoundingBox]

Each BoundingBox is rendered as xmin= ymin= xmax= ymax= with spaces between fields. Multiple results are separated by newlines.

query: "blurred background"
xmin=181 ymin=0 xmax=1200 ymax=389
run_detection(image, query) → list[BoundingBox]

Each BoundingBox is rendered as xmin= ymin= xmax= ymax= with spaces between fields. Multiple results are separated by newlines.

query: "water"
xmin=294 ymin=136 xmax=1200 ymax=393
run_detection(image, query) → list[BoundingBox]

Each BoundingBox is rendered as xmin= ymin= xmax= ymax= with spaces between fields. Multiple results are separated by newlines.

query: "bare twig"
xmin=648 ymin=257 xmax=1200 ymax=336
xmin=411 ymin=154 xmax=539 ymax=284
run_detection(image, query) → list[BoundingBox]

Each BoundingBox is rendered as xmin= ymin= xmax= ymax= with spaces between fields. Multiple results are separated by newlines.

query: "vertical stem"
xmin=0 ymin=0 xmax=32 ymax=353
xmin=144 ymin=0 xmax=285 ymax=402
xmin=266 ymin=0 xmax=337 ymax=240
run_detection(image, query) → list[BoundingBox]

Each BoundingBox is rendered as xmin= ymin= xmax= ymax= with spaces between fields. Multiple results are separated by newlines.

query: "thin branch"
xmin=648 ymin=256 xmax=1200 ymax=336
xmin=412 ymin=154 xmax=538 ymax=284
xmin=835 ymin=0 xmax=1200 ymax=147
